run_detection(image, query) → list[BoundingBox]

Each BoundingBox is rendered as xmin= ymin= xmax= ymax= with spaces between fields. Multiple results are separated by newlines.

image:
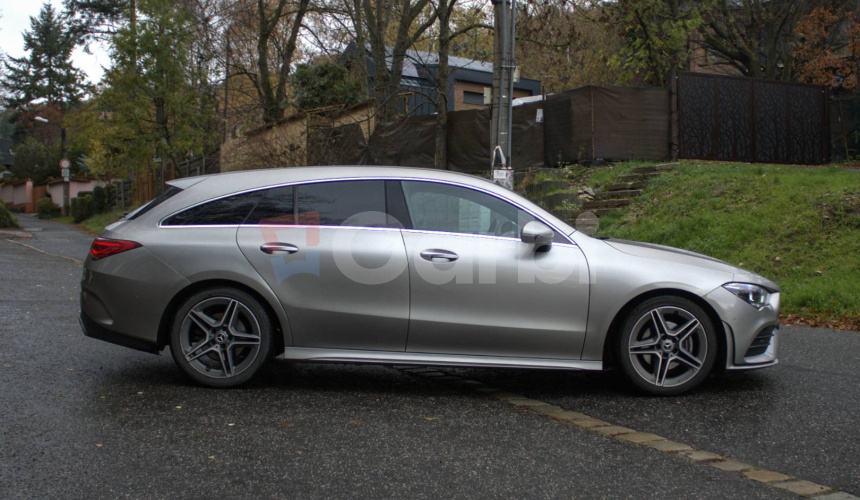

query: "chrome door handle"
xmin=260 ymin=243 xmax=299 ymax=255
xmin=420 ymin=249 xmax=459 ymax=262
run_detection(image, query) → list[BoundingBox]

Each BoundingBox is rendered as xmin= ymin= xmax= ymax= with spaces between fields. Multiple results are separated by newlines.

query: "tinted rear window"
xmin=297 ymin=181 xmax=387 ymax=227
xmin=246 ymin=186 xmax=294 ymax=225
xmin=163 ymin=191 xmax=264 ymax=225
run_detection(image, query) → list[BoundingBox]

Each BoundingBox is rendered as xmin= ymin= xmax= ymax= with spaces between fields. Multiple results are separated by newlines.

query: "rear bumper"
xmin=80 ymin=312 xmax=162 ymax=354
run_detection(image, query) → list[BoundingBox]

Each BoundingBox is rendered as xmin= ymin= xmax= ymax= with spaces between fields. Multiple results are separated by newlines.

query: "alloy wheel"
xmin=627 ymin=306 xmax=708 ymax=389
xmin=178 ymin=297 xmax=263 ymax=379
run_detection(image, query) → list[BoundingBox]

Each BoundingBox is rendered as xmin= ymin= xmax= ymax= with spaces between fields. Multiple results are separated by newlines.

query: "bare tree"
xmin=227 ymin=0 xmax=311 ymax=124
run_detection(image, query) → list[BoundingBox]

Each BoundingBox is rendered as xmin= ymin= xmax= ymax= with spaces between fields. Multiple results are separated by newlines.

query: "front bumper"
xmin=705 ymin=286 xmax=780 ymax=371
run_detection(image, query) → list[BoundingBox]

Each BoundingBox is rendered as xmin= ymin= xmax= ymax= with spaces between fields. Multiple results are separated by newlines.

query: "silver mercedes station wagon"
xmin=80 ymin=167 xmax=780 ymax=395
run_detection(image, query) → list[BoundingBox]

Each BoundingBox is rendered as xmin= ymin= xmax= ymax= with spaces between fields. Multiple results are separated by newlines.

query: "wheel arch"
xmin=156 ymin=279 xmax=286 ymax=356
xmin=601 ymin=288 xmax=727 ymax=372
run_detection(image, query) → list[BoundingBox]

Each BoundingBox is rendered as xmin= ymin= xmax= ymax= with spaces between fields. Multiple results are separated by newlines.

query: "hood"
xmin=602 ymin=239 xmax=779 ymax=291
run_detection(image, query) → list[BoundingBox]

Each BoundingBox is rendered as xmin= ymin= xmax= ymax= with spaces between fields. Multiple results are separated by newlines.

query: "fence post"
xmin=669 ymin=70 xmax=679 ymax=161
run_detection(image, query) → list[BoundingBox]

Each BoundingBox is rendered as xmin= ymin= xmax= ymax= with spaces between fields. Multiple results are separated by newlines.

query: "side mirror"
xmin=520 ymin=220 xmax=553 ymax=250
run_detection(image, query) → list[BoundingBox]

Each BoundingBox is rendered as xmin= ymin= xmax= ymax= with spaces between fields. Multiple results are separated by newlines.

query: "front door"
xmin=399 ymin=180 xmax=590 ymax=360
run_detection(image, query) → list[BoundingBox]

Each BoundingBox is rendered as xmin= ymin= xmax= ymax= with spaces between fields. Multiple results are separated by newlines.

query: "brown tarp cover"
xmin=322 ymin=86 xmax=668 ymax=169
xmin=545 ymin=86 xmax=670 ymax=164
xmin=364 ymin=115 xmax=437 ymax=168
xmin=440 ymin=101 xmax=545 ymax=172
xmin=327 ymin=102 xmax=545 ymax=172
xmin=308 ymin=123 xmax=368 ymax=165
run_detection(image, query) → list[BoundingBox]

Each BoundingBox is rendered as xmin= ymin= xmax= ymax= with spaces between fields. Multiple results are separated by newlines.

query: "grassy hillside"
xmin=596 ymin=162 xmax=860 ymax=324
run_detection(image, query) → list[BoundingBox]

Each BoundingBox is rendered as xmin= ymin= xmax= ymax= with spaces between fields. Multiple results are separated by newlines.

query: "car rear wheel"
xmin=170 ymin=287 xmax=272 ymax=388
xmin=618 ymin=296 xmax=717 ymax=396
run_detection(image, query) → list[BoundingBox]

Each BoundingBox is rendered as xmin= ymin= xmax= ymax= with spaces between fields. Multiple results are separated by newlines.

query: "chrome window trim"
xmin=157 ymin=176 xmax=575 ymax=244
xmin=400 ymin=228 xmax=578 ymax=247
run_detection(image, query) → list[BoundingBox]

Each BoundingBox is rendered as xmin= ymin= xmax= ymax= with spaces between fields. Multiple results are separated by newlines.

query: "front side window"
xmin=400 ymin=181 xmax=538 ymax=238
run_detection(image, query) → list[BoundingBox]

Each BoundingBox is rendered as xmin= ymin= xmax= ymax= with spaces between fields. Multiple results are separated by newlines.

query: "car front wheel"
xmin=170 ymin=287 xmax=272 ymax=388
xmin=618 ymin=296 xmax=717 ymax=396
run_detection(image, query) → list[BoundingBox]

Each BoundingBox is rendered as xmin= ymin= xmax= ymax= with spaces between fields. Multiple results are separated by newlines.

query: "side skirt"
xmin=281 ymin=347 xmax=603 ymax=371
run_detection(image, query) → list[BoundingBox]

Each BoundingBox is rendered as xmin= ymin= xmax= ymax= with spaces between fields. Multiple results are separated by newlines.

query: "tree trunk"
xmin=434 ymin=0 xmax=452 ymax=169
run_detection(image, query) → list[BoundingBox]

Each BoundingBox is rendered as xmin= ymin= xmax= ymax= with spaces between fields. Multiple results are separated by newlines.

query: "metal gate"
xmin=676 ymin=72 xmax=829 ymax=164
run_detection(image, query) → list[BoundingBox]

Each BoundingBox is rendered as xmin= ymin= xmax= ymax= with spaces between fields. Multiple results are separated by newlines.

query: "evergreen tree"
xmin=70 ymin=0 xmax=218 ymax=182
xmin=1 ymin=3 xmax=87 ymax=108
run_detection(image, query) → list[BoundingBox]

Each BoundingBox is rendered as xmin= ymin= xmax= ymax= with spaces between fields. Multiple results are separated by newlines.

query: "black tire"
xmin=170 ymin=286 xmax=272 ymax=388
xmin=617 ymin=296 xmax=717 ymax=396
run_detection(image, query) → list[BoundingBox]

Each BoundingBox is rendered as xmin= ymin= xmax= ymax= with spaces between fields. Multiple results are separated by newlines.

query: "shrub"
xmin=36 ymin=197 xmax=61 ymax=219
xmin=93 ymin=185 xmax=107 ymax=213
xmin=0 ymin=203 xmax=20 ymax=228
xmin=72 ymin=194 xmax=95 ymax=223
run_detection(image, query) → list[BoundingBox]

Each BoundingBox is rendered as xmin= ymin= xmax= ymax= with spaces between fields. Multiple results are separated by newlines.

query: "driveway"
xmin=1 ymin=219 xmax=857 ymax=499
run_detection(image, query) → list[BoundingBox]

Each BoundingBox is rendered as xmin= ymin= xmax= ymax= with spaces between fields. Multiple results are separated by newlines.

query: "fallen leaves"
xmin=782 ymin=313 xmax=860 ymax=331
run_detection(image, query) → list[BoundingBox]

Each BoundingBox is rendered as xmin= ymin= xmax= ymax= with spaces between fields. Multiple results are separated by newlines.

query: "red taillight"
xmin=90 ymin=237 xmax=141 ymax=260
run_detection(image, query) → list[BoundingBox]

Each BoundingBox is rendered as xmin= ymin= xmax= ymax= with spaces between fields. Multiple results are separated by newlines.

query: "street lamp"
xmin=35 ymin=115 xmax=70 ymax=215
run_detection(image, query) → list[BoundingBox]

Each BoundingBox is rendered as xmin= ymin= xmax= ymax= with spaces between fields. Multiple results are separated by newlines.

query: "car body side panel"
xmin=572 ymin=232 xmax=736 ymax=361
xmin=115 ymin=225 xmax=295 ymax=348
xmin=81 ymin=246 xmax=189 ymax=343
xmin=237 ymin=225 xmax=410 ymax=351
xmin=403 ymin=231 xmax=590 ymax=359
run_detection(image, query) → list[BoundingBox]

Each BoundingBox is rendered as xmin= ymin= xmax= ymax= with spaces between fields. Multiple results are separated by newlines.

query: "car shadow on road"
xmin=93 ymin=354 xmax=777 ymax=406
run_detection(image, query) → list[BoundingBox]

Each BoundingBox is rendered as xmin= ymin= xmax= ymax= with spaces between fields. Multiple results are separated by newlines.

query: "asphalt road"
xmin=1 ymin=219 xmax=857 ymax=499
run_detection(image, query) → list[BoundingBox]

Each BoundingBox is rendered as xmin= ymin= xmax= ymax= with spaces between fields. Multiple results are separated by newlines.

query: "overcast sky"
xmin=0 ymin=0 xmax=109 ymax=84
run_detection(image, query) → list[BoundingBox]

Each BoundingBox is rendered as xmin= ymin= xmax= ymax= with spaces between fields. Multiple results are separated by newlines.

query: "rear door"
xmin=237 ymin=180 xmax=410 ymax=351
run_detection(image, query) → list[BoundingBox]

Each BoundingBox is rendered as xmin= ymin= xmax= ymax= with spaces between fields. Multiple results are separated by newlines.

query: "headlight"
xmin=723 ymin=283 xmax=771 ymax=309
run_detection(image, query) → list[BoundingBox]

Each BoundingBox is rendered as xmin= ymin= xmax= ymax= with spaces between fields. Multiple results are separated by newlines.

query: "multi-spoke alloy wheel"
xmin=170 ymin=287 xmax=271 ymax=387
xmin=618 ymin=297 xmax=717 ymax=396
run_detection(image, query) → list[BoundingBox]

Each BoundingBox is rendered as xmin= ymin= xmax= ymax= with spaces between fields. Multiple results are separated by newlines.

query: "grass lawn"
xmin=46 ymin=209 xmax=126 ymax=235
xmin=79 ymin=209 xmax=126 ymax=234
xmin=596 ymin=161 xmax=860 ymax=326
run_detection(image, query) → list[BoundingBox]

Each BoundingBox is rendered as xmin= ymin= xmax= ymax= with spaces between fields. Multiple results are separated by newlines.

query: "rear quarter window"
xmin=162 ymin=191 xmax=264 ymax=226
xmin=126 ymin=186 xmax=182 ymax=221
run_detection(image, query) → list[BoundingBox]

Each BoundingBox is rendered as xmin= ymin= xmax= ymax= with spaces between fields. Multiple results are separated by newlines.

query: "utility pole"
xmin=35 ymin=116 xmax=70 ymax=215
xmin=61 ymin=127 xmax=68 ymax=215
xmin=490 ymin=0 xmax=516 ymax=189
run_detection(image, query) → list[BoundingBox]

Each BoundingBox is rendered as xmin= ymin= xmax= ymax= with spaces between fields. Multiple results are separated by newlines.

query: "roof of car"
xmin=168 ymin=166 xmax=494 ymax=194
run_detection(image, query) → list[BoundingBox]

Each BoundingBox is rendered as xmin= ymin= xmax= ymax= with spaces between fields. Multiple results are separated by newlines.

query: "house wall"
xmin=47 ymin=183 xmax=63 ymax=203
xmin=221 ymin=104 xmax=377 ymax=172
xmin=452 ymin=81 xmax=531 ymax=112
xmin=47 ymin=180 xmax=99 ymax=204
xmin=9 ymin=180 xmax=34 ymax=213
xmin=220 ymin=115 xmax=309 ymax=172
xmin=0 ymin=183 xmax=13 ymax=206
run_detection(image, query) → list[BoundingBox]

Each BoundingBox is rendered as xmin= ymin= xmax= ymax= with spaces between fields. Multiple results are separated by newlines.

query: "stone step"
xmin=539 ymin=191 xmax=580 ymax=209
xmin=617 ymin=172 xmax=660 ymax=183
xmin=582 ymin=199 xmax=632 ymax=210
xmin=553 ymin=208 xmax=617 ymax=223
xmin=605 ymin=181 xmax=647 ymax=191
xmin=597 ymin=189 xmax=642 ymax=200
xmin=631 ymin=163 xmax=678 ymax=174
xmin=549 ymin=208 xmax=579 ymax=221
xmin=527 ymin=179 xmax=571 ymax=196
